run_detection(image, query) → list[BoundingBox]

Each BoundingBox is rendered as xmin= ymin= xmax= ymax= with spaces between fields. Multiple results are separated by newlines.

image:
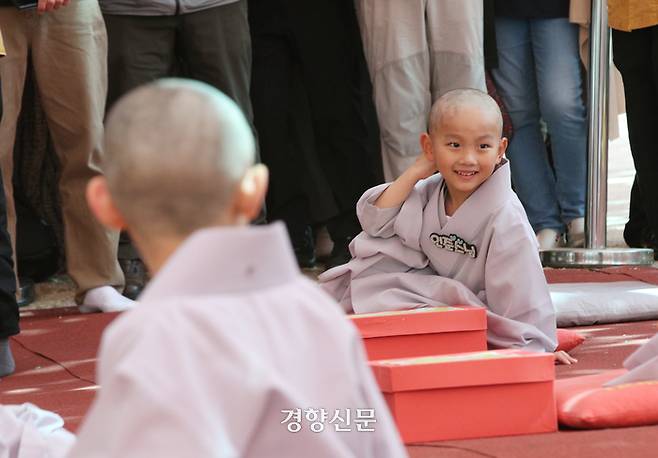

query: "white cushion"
xmin=550 ymin=281 xmax=658 ymax=327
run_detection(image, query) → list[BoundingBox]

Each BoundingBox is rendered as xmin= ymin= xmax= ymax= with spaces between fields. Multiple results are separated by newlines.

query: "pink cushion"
xmin=556 ymin=370 xmax=658 ymax=428
xmin=556 ymin=328 xmax=585 ymax=352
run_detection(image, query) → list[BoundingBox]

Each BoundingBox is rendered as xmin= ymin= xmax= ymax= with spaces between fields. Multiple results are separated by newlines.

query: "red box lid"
xmin=370 ymin=350 xmax=555 ymax=393
xmin=348 ymin=306 xmax=486 ymax=338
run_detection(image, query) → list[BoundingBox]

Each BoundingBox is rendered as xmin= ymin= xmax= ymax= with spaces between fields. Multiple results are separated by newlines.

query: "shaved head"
xmin=429 ymin=88 xmax=503 ymax=136
xmin=103 ymin=78 xmax=255 ymax=238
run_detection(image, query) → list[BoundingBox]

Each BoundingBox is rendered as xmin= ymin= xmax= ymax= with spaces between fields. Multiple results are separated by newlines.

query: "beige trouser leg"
xmin=427 ymin=0 xmax=485 ymax=97
xmin=0 ymin=2 xmax=124 ymax=303
xmin=0 ymin=8 xmax=28 ymax=294
xmin=355 ymin=0 xmax=485 ymax=181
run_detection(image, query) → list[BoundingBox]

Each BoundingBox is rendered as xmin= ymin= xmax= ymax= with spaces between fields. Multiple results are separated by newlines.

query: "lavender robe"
xmin=0 ymin=404 xmax=74 ymax=458
xmin=606 ymin=332 xmax=658 ymax=386
xmin=68 ymin=224 xmax=406 ymax=458
xmin=319 ymin=161 xmax=557 ymax=352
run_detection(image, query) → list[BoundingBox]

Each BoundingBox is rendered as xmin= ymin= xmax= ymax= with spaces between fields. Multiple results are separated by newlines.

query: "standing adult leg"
xmin=624 ymin=177 xmax=653 ymax=247
xmin=426 ymin=0 xmax=486 ymax=99
xmin=0 ymin=8 xmax=29 ymax=276
xmin=104 ymin=14 xmax=178 ymax=111
xmin=30 ymin=2 xmax=124 ymax=303
xmin=103 ymin=13 xmax=177 ymax=297
xmin=178 ymin=0 xmax=256 ymax=139
xmin=491 ymin=16 xmax=562 ymax=235
xmin=356 ymin=0 xmax=430 ymax=181
xmin=249 ymin=0 xmax=316 ymax=266
xmin=531 ymin=18 xmax=587 ymax=244
xmin=0 ymin=28 xmax=19 ymax=376
xmin=613 ymin=27 xmax=658 ymax=252
xmin=0 ymin=170 xmax=17 ymax=377
xmin=179 ymin=0 xmax=265 ymax=225
xmin=288 ymin=0 xmax=379 ymax=266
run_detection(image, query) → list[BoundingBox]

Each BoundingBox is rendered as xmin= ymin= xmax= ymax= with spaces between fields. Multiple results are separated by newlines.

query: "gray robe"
xmin=319 ymin=161 xmax=557 ymax=353
xmin=355 ymin=0 xmax=486 ymax=180
xmin=606 ymin=332 xmax=658 ymax=386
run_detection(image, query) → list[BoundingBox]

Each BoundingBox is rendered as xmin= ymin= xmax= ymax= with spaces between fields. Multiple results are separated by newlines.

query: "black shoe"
xmin=291 ymin=225 xmax=316 ymax=269
xmin=624 ymin=226 xmax=658 ymax=260
xmin=119 ymin=258 xmax=148 ymax=300
xmin=324 ymin=237 xmax=353 ymax=270
xmin=624 ymin=225 xmax=657 ymax=249
xmin=17 ymin=277 xmax=36 ymax=308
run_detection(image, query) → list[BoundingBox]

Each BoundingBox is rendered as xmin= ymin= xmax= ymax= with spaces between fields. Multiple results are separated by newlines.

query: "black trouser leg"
xmin=613 ymin=26 xmax=658 ymax=244
xmin=179 ymin=1 xmax=255 ymax=130
xmin=623 ymin=176 xmax=652 ymax=245
xmin=180 ymin=1 xmax=266 ymax=222
xmin=249 ymin=2 xmax=306 ymax=223
xmin=287 ymin=0 xmax=380 ymax=216
xmin=249 ymin=0 xmax=315 ymax=263
xmin=103 ymin=15 xmax=178 ymax=294
xmin=104 ymin=14 xmax=177 ymax=111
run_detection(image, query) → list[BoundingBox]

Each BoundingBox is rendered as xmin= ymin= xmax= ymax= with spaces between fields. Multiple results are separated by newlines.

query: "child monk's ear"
xmin=497 ymin=137 xmax=509 ymax=163
xmin=420 ymin=133 xmax=434 ymax=162
xmin=86 ymin=176 xmax=128 ymax=231
xmin=236 ymin=164 xmax=269 ymax=222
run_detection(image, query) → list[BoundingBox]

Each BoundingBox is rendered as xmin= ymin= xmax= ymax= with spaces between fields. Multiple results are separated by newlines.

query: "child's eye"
xmin=479 ymin=144 xmax=491 ymax=149
xmin=447 ymin=142 xmax=460 ymax=148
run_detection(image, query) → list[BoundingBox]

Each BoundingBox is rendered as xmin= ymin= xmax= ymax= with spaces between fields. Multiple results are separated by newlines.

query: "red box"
xmin=370 ymin=350 xmax=557 ymax=443
xmin=349 ymin=306 xmax=487 ymax=360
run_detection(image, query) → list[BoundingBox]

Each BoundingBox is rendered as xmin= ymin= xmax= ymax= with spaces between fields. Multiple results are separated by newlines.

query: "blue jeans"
xmin=492 ymin=17 xmax=587 ymax=232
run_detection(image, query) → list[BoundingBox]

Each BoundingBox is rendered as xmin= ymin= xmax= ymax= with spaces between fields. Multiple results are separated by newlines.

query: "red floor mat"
xmin=0 ymin=340 xmax=96 ymax=431
xmin=544 ymin=266 xmax=658 ymax=285
xmin=556 ymin=320 xmax=658 ymax=378
xmin=407 ymin=425 xmax=658 ymax=458
xmin=13 ymin=310 xmax=119 ymax=383
xmin=3 ymin=291 xmax=658 ymax=452
xmin=2 ymin=309 xmax=118 ymax=431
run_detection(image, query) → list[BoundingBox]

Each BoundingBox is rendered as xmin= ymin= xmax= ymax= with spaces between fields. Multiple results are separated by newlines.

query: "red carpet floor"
xmin=544 ymin=265 xmax=658 ymax=285
xmin=0 ymin=307 xmax=118 ymax=431
xmin=0 ymin=267 xmax=657 ymax=455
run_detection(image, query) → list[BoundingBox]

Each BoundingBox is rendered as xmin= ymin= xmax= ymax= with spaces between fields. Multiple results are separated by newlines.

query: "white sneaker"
xmin=566 ymin=217 xmax=585 ymax=248
xmin=79 ymin=286 xmax=136 ymax=313
xmin=536 ymin=228 xmax=562 ymax=250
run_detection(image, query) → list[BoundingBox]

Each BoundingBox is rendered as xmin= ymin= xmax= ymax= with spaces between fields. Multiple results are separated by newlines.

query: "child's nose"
xmin=460 ymin=150 xmax=478 ymax=164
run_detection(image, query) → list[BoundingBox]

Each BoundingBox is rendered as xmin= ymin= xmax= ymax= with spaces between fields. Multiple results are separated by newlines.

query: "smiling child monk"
xmin=320 ymin=89 xmax=576 ymax=365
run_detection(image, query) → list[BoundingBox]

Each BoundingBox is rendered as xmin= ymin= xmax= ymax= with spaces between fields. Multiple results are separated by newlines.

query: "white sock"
xmin=80 ymin=286 xmax=136 ymax=313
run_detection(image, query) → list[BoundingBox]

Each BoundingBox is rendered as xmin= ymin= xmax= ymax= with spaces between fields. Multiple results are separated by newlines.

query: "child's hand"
xmin=554 ymin=350 xmax=578 ymax=365
xmin=408 ymin=154 xmax=437 ymax=181
xmin=375 ymin=153 xmax=437 ymax=209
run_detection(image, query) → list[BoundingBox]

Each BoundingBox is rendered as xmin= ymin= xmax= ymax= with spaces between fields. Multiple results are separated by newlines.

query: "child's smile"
xmin=423 ymin=104 xmax=508 ymax=214
xmin=454 ymin=169 xmax=479 ymax=179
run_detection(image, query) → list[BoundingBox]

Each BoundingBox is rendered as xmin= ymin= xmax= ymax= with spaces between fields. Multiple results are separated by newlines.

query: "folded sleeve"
xmin=356 ymin=183 xmax=403 ymax=238
xmin=357 ymin=176 xmax=440 ymax=240
xmin=624 ymin=332 xmax=658 ymax=370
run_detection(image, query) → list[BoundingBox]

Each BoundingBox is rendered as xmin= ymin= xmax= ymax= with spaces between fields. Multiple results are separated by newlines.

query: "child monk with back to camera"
xmin=320 ymin=88 xmax=576 ymax=365
xmin=66 ymin=79 xmax=407 ymax=457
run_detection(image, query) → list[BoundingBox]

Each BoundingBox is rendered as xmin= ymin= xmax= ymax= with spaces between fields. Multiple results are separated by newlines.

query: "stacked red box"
xmin=349 ymin=306 xmax=487 ymax=361
xmin=370 ymin=349 xmax=557 ymax=443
